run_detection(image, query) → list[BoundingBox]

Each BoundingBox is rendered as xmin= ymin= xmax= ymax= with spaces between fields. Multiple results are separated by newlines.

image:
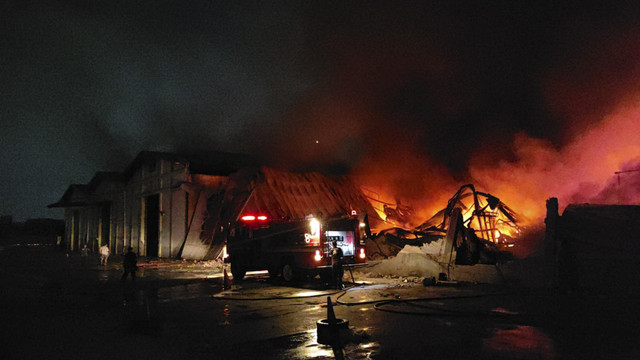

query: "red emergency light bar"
xmin=241 ymin=214 xmax=269 ymax=222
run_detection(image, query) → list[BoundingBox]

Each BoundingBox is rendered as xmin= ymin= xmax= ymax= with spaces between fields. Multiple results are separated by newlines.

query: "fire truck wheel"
xmin=281 ymin=263 xmax=295 ymax=282
xmin=230 ymin=263 xmax=246 ymax=281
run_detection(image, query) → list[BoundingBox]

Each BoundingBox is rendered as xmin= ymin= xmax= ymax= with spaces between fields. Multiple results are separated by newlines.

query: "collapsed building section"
xmin=204 ymin=167 xmax=381 ymax=280
xmin=182 ymin=166 xmax=381 ymax=261
xmin=368 ymin=184 xmax=520 ymax=266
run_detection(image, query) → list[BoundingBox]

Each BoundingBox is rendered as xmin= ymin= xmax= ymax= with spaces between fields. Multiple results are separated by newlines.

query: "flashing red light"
xmin=351 ymin=210 xmax=357 ymax=216
xmin=359 ymin=248 xmax=366 ymax=259
xmin=241 ymin=214 xmax=269 ymax=222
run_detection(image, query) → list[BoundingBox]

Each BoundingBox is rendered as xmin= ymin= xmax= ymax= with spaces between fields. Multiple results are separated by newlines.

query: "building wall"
xmin=170 ymin=189 xmax=188 ymax=257
xmin=63 ymin=206 xmax=98 ymax=252
xmin=180 ymin=175 xmax=229 ymax=260
xmin=118 ymin=157 xmax=190 ymax=257
xmin=60 ymin=156 xmax=233 ymax=259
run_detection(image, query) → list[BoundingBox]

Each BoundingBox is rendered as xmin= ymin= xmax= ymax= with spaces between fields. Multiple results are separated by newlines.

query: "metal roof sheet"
xmin=238 ymin=166 xmax=378 ymax=222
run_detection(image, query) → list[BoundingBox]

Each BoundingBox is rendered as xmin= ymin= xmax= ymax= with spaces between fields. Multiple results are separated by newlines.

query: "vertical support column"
xmin=442 ymin=207 xmax=463 ymax=265
xmin=544 ymin=197 xmax=559 ymax=260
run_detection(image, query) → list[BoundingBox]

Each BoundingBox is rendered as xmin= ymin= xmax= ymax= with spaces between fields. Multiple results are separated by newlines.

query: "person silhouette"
xmin=121 ymin=247 xmax=138 ymax=282
xmin=331 ymin=240 xmax=344 ymax=289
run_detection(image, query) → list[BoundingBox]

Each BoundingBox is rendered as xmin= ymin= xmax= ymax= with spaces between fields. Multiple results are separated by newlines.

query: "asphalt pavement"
xmin=1 ymin=241 xmax=639 ymax=359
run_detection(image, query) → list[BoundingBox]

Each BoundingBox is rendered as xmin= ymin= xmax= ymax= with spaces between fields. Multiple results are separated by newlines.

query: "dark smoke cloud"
xmin=2 ymin=1 xmax=640 ymax=220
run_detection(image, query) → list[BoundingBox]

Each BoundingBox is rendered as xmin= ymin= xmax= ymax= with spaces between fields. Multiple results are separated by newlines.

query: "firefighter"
xmin=121 ymin=247 xmax=138 ymax=282
xmin=331 ymin=240 xmax=344 ymax=289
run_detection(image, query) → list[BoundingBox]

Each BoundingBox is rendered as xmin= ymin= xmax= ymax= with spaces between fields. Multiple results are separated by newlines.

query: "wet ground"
xmin=1 ymin=241 xmax=640 ymax=359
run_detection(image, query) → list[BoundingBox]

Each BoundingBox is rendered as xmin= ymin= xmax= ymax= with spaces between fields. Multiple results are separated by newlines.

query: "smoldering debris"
xmin=367 ymin=184 xmax=520 ymax=266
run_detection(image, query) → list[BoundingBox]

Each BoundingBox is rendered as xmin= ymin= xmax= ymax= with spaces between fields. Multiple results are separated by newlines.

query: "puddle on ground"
xmin=265 ymin=328 xmax=379 ymax=360
xmin=483 ymin=325 xmax=555 ymax=360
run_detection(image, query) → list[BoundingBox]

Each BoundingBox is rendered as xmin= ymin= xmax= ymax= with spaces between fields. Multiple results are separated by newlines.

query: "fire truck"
xmin=226 ymin=211 xmax=370 ymax=282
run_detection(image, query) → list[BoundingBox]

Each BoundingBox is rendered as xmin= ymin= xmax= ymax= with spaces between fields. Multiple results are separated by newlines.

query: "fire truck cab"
xmin=226 ymin=211 xmax=369 ymax=282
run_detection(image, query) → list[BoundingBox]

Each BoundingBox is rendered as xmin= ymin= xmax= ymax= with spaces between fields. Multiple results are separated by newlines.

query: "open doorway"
xmin=145 ymin=194 xmax=160 ymax=258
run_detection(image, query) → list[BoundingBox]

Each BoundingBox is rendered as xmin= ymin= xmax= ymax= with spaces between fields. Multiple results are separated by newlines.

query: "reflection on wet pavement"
xmin=230 ymin=328 xmax=379 ymax=360
xmin=156 ymin=282 xmax=222 ymax=303
xmin=483 ymin=325 xmax=555 ymax=360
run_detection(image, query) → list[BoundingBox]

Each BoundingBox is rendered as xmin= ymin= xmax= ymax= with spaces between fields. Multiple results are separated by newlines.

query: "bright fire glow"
xmin=305 ymin=218 xmax=321 ymax=246
xmin=357 ymin=96 xmax=640 ymax=235
xmin=470 ymin=99 xmax=640 ymax=222
xmin=309 ymin=218 xmax=320 ymax=236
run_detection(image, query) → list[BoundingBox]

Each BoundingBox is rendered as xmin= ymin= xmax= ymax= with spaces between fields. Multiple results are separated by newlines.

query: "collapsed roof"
xmin=194 ymin=166 xmax=382 ymax=259
xmin=367 ymin=184 xmax=522 ymax=260
xmin=417 ymin=184 xmax=521 ymax=242
xmin=237 ymin=166 xmax=380 ymax=223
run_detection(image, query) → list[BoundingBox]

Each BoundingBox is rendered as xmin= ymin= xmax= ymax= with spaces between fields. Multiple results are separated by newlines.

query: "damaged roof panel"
xmin=239 ymin=167 xmax=378 ymax=223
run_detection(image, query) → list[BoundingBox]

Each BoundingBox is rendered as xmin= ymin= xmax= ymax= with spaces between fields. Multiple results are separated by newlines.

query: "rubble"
xmin=367 ymin=184 xmax=520 ymax=268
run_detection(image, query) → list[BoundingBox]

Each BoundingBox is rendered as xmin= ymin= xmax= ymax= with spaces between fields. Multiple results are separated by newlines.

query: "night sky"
xmin=3 ymin=1 xmax=640 ymax=221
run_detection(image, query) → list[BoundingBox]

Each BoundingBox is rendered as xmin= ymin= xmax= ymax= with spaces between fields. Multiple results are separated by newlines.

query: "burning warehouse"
xmin=206 ymin=166 xmax=381 ymax=280
xmin=48 ymin=151 xmax=258 ymax=258
xmin=49 ymin=151 xmax=381 ymax=265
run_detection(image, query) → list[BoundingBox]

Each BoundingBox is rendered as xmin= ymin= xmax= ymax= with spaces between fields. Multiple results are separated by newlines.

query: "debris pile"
xmin=367 ymin=184 xmax=520 ymax=266
xmin=365 ymin=240 xmax=445 ymax=278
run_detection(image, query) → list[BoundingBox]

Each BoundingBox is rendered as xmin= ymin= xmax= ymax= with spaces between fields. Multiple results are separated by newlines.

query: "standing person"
xmin=121 ymin=247 xmax=138 ymax=282
xmin=331 ymin=240 xmax=344 ymax=290
xmin=99 ymin=243 xmax=110 ymax=265
xmin=80 ymin=244 xmax=90 ymax=266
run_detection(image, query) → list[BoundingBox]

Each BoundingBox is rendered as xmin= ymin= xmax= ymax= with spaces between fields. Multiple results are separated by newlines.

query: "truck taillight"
xmin=314 ymin=250 xmax=322 ymax=262
xmin=359 ymin=248 xmax=366 ymax=259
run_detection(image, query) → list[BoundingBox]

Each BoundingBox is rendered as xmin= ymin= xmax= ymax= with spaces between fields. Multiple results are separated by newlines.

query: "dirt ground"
xmin=2 ymin=237 xmax=640 ymax=360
